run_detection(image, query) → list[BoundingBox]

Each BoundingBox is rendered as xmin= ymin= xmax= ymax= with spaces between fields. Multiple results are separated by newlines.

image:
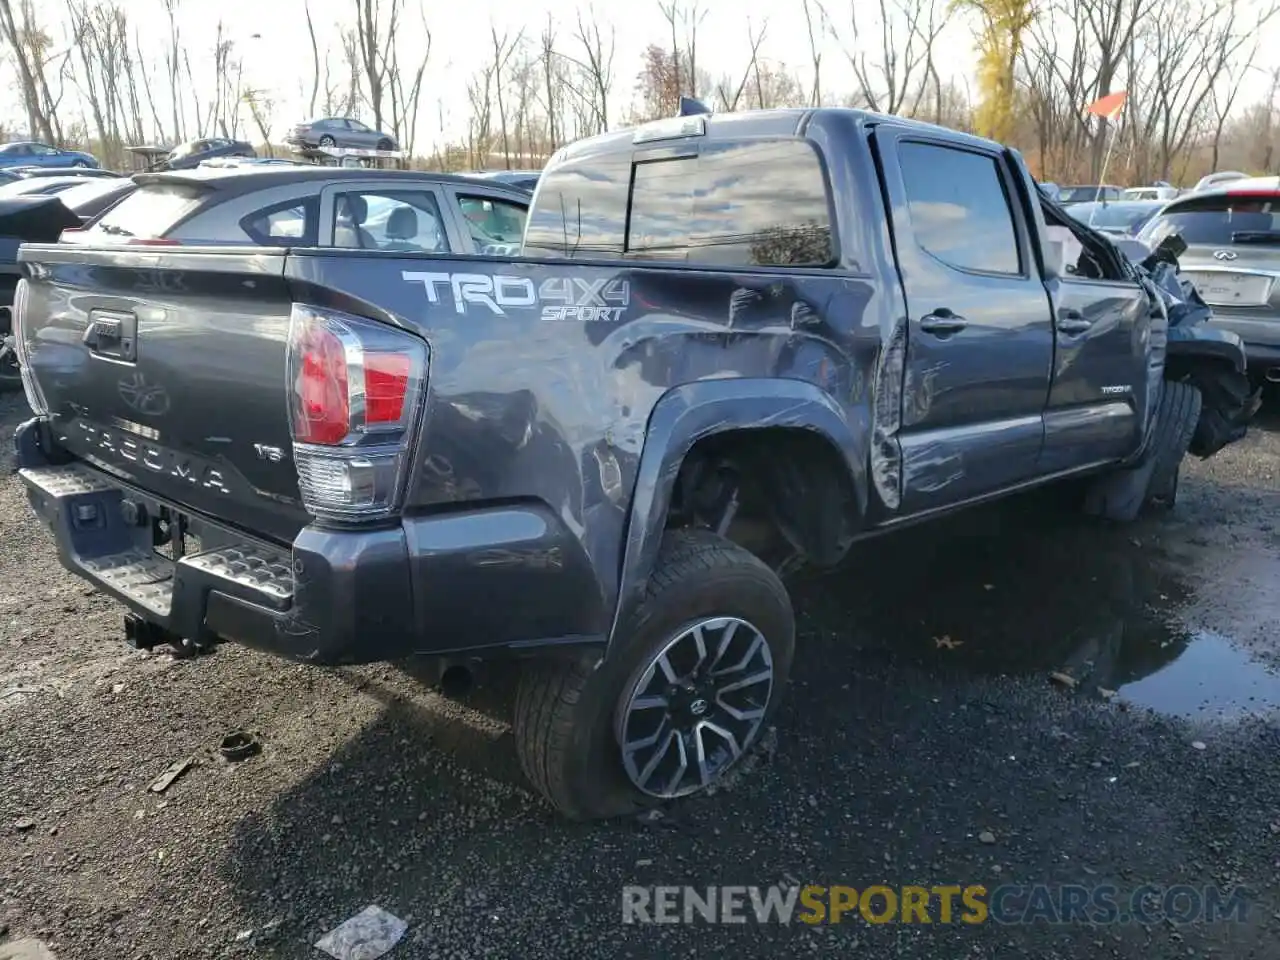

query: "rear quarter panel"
xmin=285 ymin=246 xmax=892 ymax=616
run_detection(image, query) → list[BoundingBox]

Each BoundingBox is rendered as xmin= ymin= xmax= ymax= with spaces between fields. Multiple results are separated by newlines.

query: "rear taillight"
xmin=11 ymin=279 xmax=49 ymax=415
xmin=286 ymin=303 xmax=428 ymax=522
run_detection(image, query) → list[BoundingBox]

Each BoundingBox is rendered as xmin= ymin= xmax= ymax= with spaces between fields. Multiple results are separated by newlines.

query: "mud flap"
xmin=1083 ymin=379 xmax=1202 ymax=523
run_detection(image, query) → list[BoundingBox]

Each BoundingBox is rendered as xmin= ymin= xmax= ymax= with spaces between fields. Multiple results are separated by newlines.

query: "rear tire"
xmin=318 ymin=135 xmax=336 ymax=148
xmin=513 ymin=529 xmax=795 ymax=820
xmin=376 ymin=139 xmax=394 ymax=152
xmin=1083 ymin=379 xmax=1202 ymax=522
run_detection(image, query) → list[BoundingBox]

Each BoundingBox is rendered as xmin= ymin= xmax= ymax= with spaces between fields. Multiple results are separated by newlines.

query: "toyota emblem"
xmin=1213 ymin=249 xmax=1238 ymax=261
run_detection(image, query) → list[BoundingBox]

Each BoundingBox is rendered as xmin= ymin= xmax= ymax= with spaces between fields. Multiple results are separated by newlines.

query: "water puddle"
xmin=1117 ymin=631 xmax=1280 ymax=721
xmin=793 ymin=490 xmax=1280 ymax=722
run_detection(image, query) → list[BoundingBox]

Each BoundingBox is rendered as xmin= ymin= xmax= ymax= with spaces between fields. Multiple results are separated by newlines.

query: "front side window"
xmin=897 ymin=141 xmax=1021 ymax=275
xmin=330 ymin=189 xmax=448 ymax=252
xmin=458 ymin=195 xmax=528 ymax=254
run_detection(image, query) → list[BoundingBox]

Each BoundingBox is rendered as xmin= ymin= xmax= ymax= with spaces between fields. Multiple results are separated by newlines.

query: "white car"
xmin=1123 ymin=185 xmax=1180 ymax=201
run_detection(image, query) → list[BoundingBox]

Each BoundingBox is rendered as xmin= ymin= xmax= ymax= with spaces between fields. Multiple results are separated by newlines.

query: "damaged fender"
xmin=607 ymin=378 xmax=867 ymax=652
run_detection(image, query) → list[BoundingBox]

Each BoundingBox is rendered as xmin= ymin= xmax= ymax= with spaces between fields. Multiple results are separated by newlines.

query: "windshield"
xmin=1140 ymin=194 xmax=1280 ymax=246
xmin=86 ymin=182 xmax=207 ymax=239
xmin=1066 ymin=202 xmax=1159 ymax=232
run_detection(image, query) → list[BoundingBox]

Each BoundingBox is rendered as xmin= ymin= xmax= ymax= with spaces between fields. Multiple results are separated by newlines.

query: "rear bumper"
xmin=15 ymin=422 xmax=607 ymax=665
xmin=1209 ymin=315 xmax=1280 ymax=372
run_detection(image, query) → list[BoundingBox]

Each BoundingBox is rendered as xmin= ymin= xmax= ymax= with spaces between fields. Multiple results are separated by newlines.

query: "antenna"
xmin=678 ymin=96 xmax=712 ymax=117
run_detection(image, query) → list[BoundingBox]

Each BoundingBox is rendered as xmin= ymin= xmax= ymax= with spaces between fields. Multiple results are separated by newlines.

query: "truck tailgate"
xmin=15 ymin=245 xmax=310 ymax=543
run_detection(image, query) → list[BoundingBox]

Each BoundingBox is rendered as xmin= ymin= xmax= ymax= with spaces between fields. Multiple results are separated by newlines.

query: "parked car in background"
xmin=0 ymin=141 xmax=99 ymax=170
xmin=64 ymin=166 xmax=528 ymax=255
xmin=1123 ymin=183 xmax=1180 ymax=201
xmin=464 ymin=169 xmax=542 ymax=192
xmin=198 ymin=157 xmax=301 ymax=169
xmin=0 ymin=175 xmax=95 ymax=199
xmin=1058 ymin=184 xmax=1125 ymax=204
xmin=286 ymin=118 xmax=398 ymax=152
xmin=158 ymin=138 xmax=256 ymax=171
xmin=1139 ymin=176 xmax=1280 ymax=384
xmin=9 ymin=166 xmax=120 ymax=180
xmin=1064 ymin=199 xmax=1165 ymax=238
xmin=1192 ymin=171 xmax=1249 ymax=192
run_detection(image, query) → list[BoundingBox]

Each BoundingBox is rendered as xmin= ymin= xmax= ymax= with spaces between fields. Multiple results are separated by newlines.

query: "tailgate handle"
xmin=84 ymin=310 xmax=137 ymax=362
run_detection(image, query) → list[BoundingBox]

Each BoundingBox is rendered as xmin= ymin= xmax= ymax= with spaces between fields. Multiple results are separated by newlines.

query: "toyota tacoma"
xmin=10 ymin=106 xmax=1257 ymax=819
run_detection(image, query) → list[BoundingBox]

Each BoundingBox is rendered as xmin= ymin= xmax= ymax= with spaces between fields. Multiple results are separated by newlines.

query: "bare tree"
xmin=658 ymin=0 xmax=707 ymax=99
xmin=303 ymin=0 xmax=321 ymax=117
xmin=573 ymin=6 xmax=615 ymax=133
xmin=489 ymin=25 xmax=526 ymax=168
xmin=714 ymin=20 xmax=769 ymax=112
xmin=242 ymin=87 xmax=274 ymax=155
xmin=0 ymin=0 xmax=64 ymax=142
xmin=822 ymin=0 xmax=943 ymax=116
xmin=801 ymin=0 xmax=824 ymax=106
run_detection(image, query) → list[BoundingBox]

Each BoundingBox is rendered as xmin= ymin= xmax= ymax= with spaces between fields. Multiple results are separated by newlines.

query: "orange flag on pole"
xmin=1084 ymin=91 xmax=1128 ymax=122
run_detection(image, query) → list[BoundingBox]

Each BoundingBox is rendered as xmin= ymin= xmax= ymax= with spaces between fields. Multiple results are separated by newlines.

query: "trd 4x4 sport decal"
xmin=403 ymin=271 xmax=630 ymax=322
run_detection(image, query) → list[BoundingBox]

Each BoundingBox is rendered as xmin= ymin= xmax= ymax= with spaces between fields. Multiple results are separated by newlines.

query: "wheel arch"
xmin=608 ymin=378 xmax=868 ymax=653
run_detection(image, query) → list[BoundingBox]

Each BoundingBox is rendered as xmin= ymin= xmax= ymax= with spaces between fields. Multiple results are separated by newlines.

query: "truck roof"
xmin=554 ymin=106 xmax=1008 ymax=164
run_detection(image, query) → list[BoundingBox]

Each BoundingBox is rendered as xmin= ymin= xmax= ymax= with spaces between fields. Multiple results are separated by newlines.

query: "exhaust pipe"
xmin=438 ymin=663 xmax=474 ymax=699
xmin=1265 ymin=367 xmax=1280 ymax=384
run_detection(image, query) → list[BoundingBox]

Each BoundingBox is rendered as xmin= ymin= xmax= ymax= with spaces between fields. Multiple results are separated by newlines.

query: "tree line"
xmin=0 ymin=0 xmax=1275 ymax=184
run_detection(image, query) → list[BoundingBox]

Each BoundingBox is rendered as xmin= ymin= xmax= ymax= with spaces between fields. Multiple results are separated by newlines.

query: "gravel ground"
xmin=1 ymin=390 xmax=1279 ymax=960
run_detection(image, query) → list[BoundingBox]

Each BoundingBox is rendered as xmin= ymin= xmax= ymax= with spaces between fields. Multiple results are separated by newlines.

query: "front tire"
xmin=1083 ymin=379 xmax=1202 ymax=521
xmin=318 ymin=135 xmax=336 ymax=148
xmin=513 ymin=529 xmax=794 ymax=820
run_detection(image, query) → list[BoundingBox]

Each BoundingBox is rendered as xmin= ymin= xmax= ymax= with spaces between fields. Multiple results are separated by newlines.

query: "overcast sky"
xmin=11 ymin=0 xmax=1280 ymax=149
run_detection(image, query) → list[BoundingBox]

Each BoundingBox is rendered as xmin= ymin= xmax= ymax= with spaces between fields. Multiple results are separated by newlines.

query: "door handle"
xmin=83 ymin=310 xmax=138 ymax=362
xmin=1056 ymin=309 xmax=1094 ymax=335
xmin=919 ymin=310 xmax=968 ymax=336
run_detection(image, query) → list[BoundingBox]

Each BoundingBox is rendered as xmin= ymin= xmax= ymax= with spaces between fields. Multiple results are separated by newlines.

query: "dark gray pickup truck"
xmin=10 ymin=107 xmax=1257 ymax=820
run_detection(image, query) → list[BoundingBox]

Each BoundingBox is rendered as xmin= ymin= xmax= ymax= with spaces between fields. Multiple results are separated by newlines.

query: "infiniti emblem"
xmin=1213 ymin=250 xmax=1238 ymax=261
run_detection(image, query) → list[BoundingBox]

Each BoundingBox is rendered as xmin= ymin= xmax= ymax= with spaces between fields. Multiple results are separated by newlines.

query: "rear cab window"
xmin=83 ymin=183 xmax=207 ymax=241
xmin=524 ymin=138 xmax=836 ymax=267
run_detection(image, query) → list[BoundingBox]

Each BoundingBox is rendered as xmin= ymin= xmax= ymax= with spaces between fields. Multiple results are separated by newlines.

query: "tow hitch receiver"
xmin=123 ymin=613 xmax=180 ymax=652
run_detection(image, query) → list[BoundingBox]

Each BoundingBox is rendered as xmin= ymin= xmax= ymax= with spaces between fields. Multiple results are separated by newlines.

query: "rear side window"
xmin=240 ymin=196 xmax=319 ymax=246
xmin=897 ymin=142 xmax=1021 ymax=275
xmin=330 ymin=189 xmax=448 ymax=252
xmin=1141 ymin=194 xmax=1279 ymax=246
xmin=525 ymin=139 xmax=834 ymax=267
xmin=87 ymin=183 xmax=206 ymax=240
